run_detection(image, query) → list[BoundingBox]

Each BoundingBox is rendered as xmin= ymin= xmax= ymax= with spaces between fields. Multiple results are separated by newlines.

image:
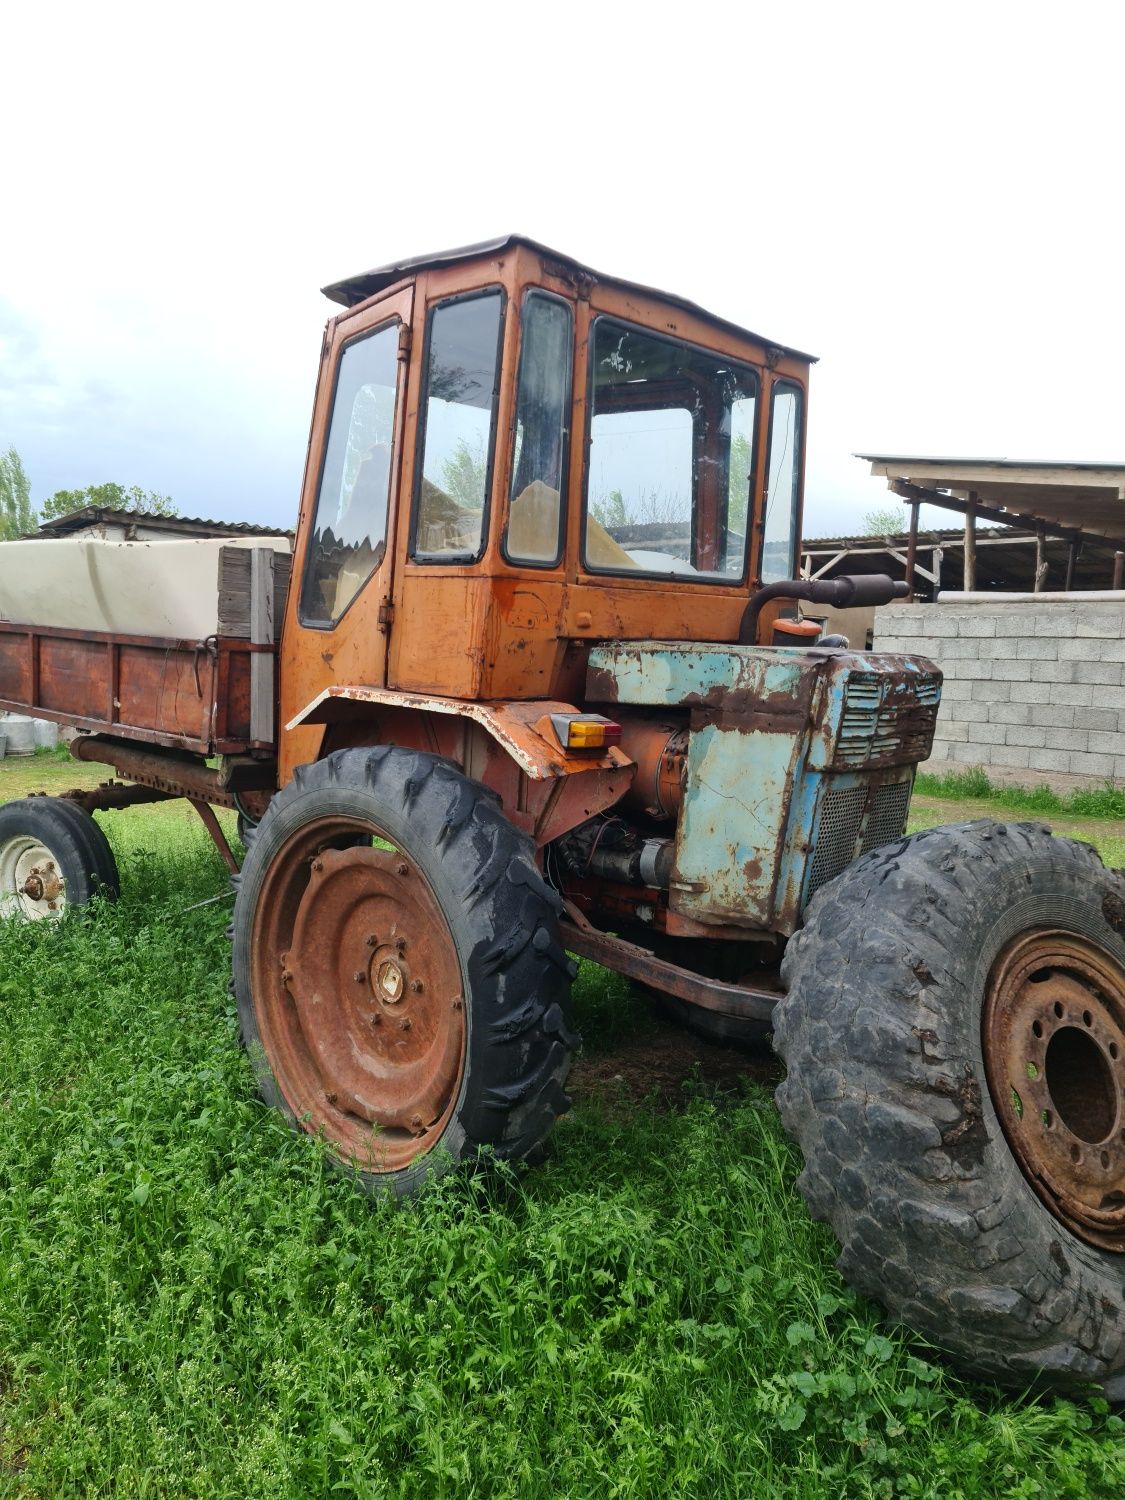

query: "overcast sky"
xmin=2 ymin=2 xmax=1123 ymax=541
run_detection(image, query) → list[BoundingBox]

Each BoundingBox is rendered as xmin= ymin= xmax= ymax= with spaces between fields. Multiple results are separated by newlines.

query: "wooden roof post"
xmin=1034 ymin=525 xmax=1048 ymax=593
xmin=963 ymin=493 xmax=977 ymax=592
xmin=905 ymin=500 xmax=919 ymax=600
xmin=1114 ymin=551 xmax=1124 ymax=590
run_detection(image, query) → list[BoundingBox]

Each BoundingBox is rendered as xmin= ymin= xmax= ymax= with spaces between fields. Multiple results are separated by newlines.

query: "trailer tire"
xmin=0 ymin=797 xmax=119 ymax=920
xmin=231 ymin=747 xmax=578 ymax=1198
xmin=774 ymin=820 xmax=1125 ymax=1398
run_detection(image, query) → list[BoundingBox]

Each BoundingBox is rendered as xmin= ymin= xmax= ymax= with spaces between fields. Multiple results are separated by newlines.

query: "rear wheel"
xmin=775 ymin=820 xmax=1125 ymax=1397
xmin=0 ymin=797 xmax=119 ymax=919
xmin=231 ymin=747 xmax=577 ymax=1197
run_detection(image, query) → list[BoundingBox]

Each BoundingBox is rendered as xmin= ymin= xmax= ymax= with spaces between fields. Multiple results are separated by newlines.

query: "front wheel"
xmin=775 ymin=820 xmax=1125 ymax=1398
xmin=231 ymin=747 xmax=577 ymax=1197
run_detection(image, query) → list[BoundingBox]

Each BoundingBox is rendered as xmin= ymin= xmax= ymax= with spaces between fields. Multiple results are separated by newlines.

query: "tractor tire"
xmin=775 ymin=820 xmax=1125 ymax=1398
xmin=231 ymin=747 xmax=578 ymax=1198
xmin=0 ymin=797 xmax=119 ymax=920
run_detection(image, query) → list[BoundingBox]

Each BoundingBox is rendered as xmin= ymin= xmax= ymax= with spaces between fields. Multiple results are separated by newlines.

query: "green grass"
xmin=0 ymin=768 xmax=1122 ymax=1495
xmin=916 ymin=765 xmax=1125 ymax=821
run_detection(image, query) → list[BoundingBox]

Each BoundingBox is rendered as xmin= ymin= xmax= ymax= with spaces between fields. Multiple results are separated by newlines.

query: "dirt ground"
xmin=569 ymin=1019 xmax=780 ymax=1109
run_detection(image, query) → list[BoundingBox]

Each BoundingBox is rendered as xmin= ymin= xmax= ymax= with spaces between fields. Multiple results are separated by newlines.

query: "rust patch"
xmin=912 ymin=960 xmax=934 ymax=986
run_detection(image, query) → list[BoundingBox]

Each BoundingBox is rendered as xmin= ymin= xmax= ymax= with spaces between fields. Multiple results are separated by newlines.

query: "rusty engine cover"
xmin=586 ymin=642 xmax=942 ymax=936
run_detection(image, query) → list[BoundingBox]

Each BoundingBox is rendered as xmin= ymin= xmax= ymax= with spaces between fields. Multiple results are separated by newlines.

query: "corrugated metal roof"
xmin=36 ymin=507 xmax=292 ymax=539
xmin=322 ymin=234 xmax=817 ymax=363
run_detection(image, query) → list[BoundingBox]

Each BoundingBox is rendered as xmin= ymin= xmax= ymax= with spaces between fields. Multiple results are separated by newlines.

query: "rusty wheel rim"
xmin=984 ymin=930 xmax=1125 ymax=1252
xmin=251 ymin=817 xmax=465 ymax=1174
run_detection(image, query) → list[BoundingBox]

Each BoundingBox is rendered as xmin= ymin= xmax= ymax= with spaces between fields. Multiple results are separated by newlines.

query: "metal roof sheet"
xmin=322 ymin=234 xmax=817 ymax=363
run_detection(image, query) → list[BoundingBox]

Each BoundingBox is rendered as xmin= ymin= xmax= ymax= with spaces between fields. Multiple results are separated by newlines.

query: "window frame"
xmin=408 ymin=285 xmax=507 ymax=567
xmin=759 ymin=378 xmax=804 ymax=586
xmin=297 ymin=314 xmax=403 ymax=631
xmin=501 ymin=287 xmax=574 ymax=571
xmin=580 ymin=313 xmax=761 ymax=587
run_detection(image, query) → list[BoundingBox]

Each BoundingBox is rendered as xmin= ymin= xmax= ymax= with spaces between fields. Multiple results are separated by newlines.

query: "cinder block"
xmin=953 ymin=742 xmax=989 ymax=764
xmin=991 ymin=701 xmax=1029 ymax=724
xmin=1018 ymin=635 xmax=1057 ymax=660
xmin=1075 ymin=661 xmax=1124 ymax=686
xmin=989 ymin=638 xmax=1020 ymax=659
xmin=1046 ymin=727 xmax=1088 ymax=752
xmin=1005 ymin=725 xmax=1047 ymax=748
xmin=1113 ymin=755 xmax=1125 ymax=780
xmin=1075 ymin=751 xmax=1116 ymax=777
xmin=923 ymin=613 xmax=960 ymax=639
xmin=972 ymin=678 xmax=1010 ymax=703
xmin=1029 ymin=704 xmax=1075 ymax=729
xmin=974 ymin=722 xmax=1007 ymax=745
xmin=996 ymin=614 xmax=1031 ymax=637
xmin=1095 ymin=639 xmax=1125 ymax=663
xmin=1010 ymin=682 xmax=1043 ymax=704
xmin=1075 ymin=610 xmax=1122 ymax=639
xmin=938 ymin=679 xmax=972 ymax=700
xmin=1028 ymin=748 xmax=1071 ymax=773
xmin=1033 ymin=610 xmax=1070 ymax=637
xmin=1049 ymin=682 xmax=1094 ymax=707
xmin=1058 ymin=637 xmax=1092 ymax=660
xmin=991 ymin=744 xmax=1031 ymax=769
xmin=991 ymin=659 xmax=1033 ymax=682
xmin=1092 ymin=685 xmax=1125 ymax=710
xmin=959 ymin=615 xmax=997 ymax=638
xmin=1073 ymin=708 xmax=1119 ymax=732
xmin=1038 ymin=661 xmax=1077 ymax=683
xmin=934 ymin=720 xmax=970 ymax=742
xmin=1087 ymin=730 xmax=1124 ymax=754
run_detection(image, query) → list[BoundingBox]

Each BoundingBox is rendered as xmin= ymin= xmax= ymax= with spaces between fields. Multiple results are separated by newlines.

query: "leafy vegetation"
xmin=40 ymin=481 xmax=177 ymax=521
xmin=860 ymin=505 xmax=906 ymax=537
xmin=0 ymin=778 xmax=1121 ymax=1494
xmin=0 ymin=447 xmax=35 ymax=540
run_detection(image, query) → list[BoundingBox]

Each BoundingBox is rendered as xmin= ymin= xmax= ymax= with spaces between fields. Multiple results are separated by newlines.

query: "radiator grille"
xmin=805 ymin=779 xmax=913 ymax=904
xmin=806 ymin=785 xmax=869 ymax=899
xmin=834 ymin=670 xmax=942 ymax=770
xmin=861 ymin=779 xmax=912 ymax=855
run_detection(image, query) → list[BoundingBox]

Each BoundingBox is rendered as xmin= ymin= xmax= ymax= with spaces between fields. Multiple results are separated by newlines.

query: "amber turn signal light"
xmin=549 ymin=713 xmax=622 ymax=751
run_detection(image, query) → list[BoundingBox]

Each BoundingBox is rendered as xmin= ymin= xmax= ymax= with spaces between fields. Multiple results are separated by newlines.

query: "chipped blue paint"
xmin=587 ymin=641 xmax=941 ymax=935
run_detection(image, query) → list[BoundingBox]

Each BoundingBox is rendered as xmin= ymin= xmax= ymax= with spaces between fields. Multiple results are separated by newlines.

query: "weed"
xmin=916 ymin=767 xmax=1125 ymax=821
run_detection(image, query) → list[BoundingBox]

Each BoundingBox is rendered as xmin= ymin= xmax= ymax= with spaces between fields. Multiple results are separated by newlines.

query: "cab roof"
xmin=322 ymin=234 xmax=817 ymax=364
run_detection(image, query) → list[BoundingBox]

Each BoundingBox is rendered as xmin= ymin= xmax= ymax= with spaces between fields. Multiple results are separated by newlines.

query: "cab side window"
xmin=299 ymin=321 xmax=400 ymax=625
xmin=504 ymin=292 xmax=572 ymax=566
xmin=412 ymin=290 xmax=504 ymax=561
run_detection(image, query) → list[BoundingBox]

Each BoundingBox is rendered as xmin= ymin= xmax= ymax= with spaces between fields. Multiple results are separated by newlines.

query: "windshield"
xmin=583 ymin=317 xmax=758 ymax=581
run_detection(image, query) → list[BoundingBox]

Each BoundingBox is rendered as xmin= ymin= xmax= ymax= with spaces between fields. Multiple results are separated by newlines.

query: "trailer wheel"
xmin=0 ymin=797 xmax=119 ymax=920
xmin=775 ymin=821 xmax=1125 ymax=1398
xmin=231 ymin=747 xmax=578 ymax=1197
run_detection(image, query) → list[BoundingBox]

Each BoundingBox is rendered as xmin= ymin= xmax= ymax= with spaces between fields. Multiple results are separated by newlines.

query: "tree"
xmin=727 ymin=431 xmax=753 ymax=531
xmin=40 ymin=482 xmax=177 ymax=522
xmin=0 ymin=447 xmax=35 ymax=540
xmin=861 ymin=505 xmax=906 ymax=537
xmin=439 ymin=439 xmax=487 ymax=509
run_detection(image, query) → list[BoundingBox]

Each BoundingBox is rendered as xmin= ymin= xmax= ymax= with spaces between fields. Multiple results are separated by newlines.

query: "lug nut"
xmin=409 ymin=978 xmax=424 ymax=994
xmin=353 ymin=971 xmax=366 ymax=984
xmin=410 ymin=1113 xmax=424 ymax=1134
xmin=366 ymin=934 xmax=377 ymax=948
xmin=451 ymin=996 xmax=463 ymax=1010
xmin=396 ymin=861 xmax=409 ymax=876
xmin=312 ymin=859 xmax=323 ymax=873
xmin=400 ymin=1017 xmax=412 ymax=1031
xmin=324 ymin=1091 xmax=337 ymax=1106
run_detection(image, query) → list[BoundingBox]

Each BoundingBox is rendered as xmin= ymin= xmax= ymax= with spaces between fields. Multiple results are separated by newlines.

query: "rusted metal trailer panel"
xmin=0 ymin=621 xmax=272 ymax=755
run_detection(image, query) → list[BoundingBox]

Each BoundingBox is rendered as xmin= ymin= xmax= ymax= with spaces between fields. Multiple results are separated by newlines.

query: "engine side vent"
xmin=805 ymin=784 xmax=869 ymax=900
xmin=834 ymin=670 xmax=941 ymax=770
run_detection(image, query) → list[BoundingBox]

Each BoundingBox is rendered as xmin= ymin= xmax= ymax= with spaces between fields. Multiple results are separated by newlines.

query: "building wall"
xmin=873 ymin=594 xmax=1125 ymax=782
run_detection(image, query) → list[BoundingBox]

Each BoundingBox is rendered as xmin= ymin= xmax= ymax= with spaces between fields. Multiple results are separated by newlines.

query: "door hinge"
xmin=377 ymin=600 xmax=394 ymax=632
xmin=397 ymin=326 xmax=412 ymax=361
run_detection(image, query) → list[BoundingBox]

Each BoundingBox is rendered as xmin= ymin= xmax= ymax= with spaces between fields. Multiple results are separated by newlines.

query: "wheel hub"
xmin=984 ymin=930 xmax=1125 ymax=1252
xmin=253 ymin=827 xmax=466 ymax=1174
xmin=0 ymin=838 xmax=66 ymax=920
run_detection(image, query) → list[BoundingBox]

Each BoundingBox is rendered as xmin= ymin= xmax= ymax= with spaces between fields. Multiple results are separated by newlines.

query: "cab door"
xmin=279 ymin=285 xmax=413 ymax=782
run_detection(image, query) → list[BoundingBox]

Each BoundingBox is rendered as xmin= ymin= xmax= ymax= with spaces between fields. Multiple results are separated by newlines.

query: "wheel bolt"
xmin=409 ymin=978 xmax=424 ymax=994
xmin=353 ymin=971 xmax=366 ymax=984
xmin=312 ymin=859 xmax=323 ymax=873
xmin=394 ymin=937 xmax=406 ymax=954
xmin=396 ymin=861 xmax=409 ymax=877
xmin=410 ymin=1113 xmax=424 ymax=1134
xmin=365 ymin=934 xmax=377 ymax=948
xmin=325 ymin=1091 xmax=337 ymax=1106
xmin=452 ymin=996 xmax=463 ymax=1010
xmin=370 ymin=1013 xmax=381 ymax=1026
xmin=400 ymin=1018 xmax=412 ymax=1031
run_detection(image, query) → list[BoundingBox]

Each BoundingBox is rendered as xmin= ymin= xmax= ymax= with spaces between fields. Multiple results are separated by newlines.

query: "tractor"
xmin=0 ymin=237 xmax=1121 ymax=1398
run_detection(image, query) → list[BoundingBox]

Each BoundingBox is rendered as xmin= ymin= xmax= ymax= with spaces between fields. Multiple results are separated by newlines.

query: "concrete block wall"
xmin=873 ymin=596 xmax=1125 ymax=782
